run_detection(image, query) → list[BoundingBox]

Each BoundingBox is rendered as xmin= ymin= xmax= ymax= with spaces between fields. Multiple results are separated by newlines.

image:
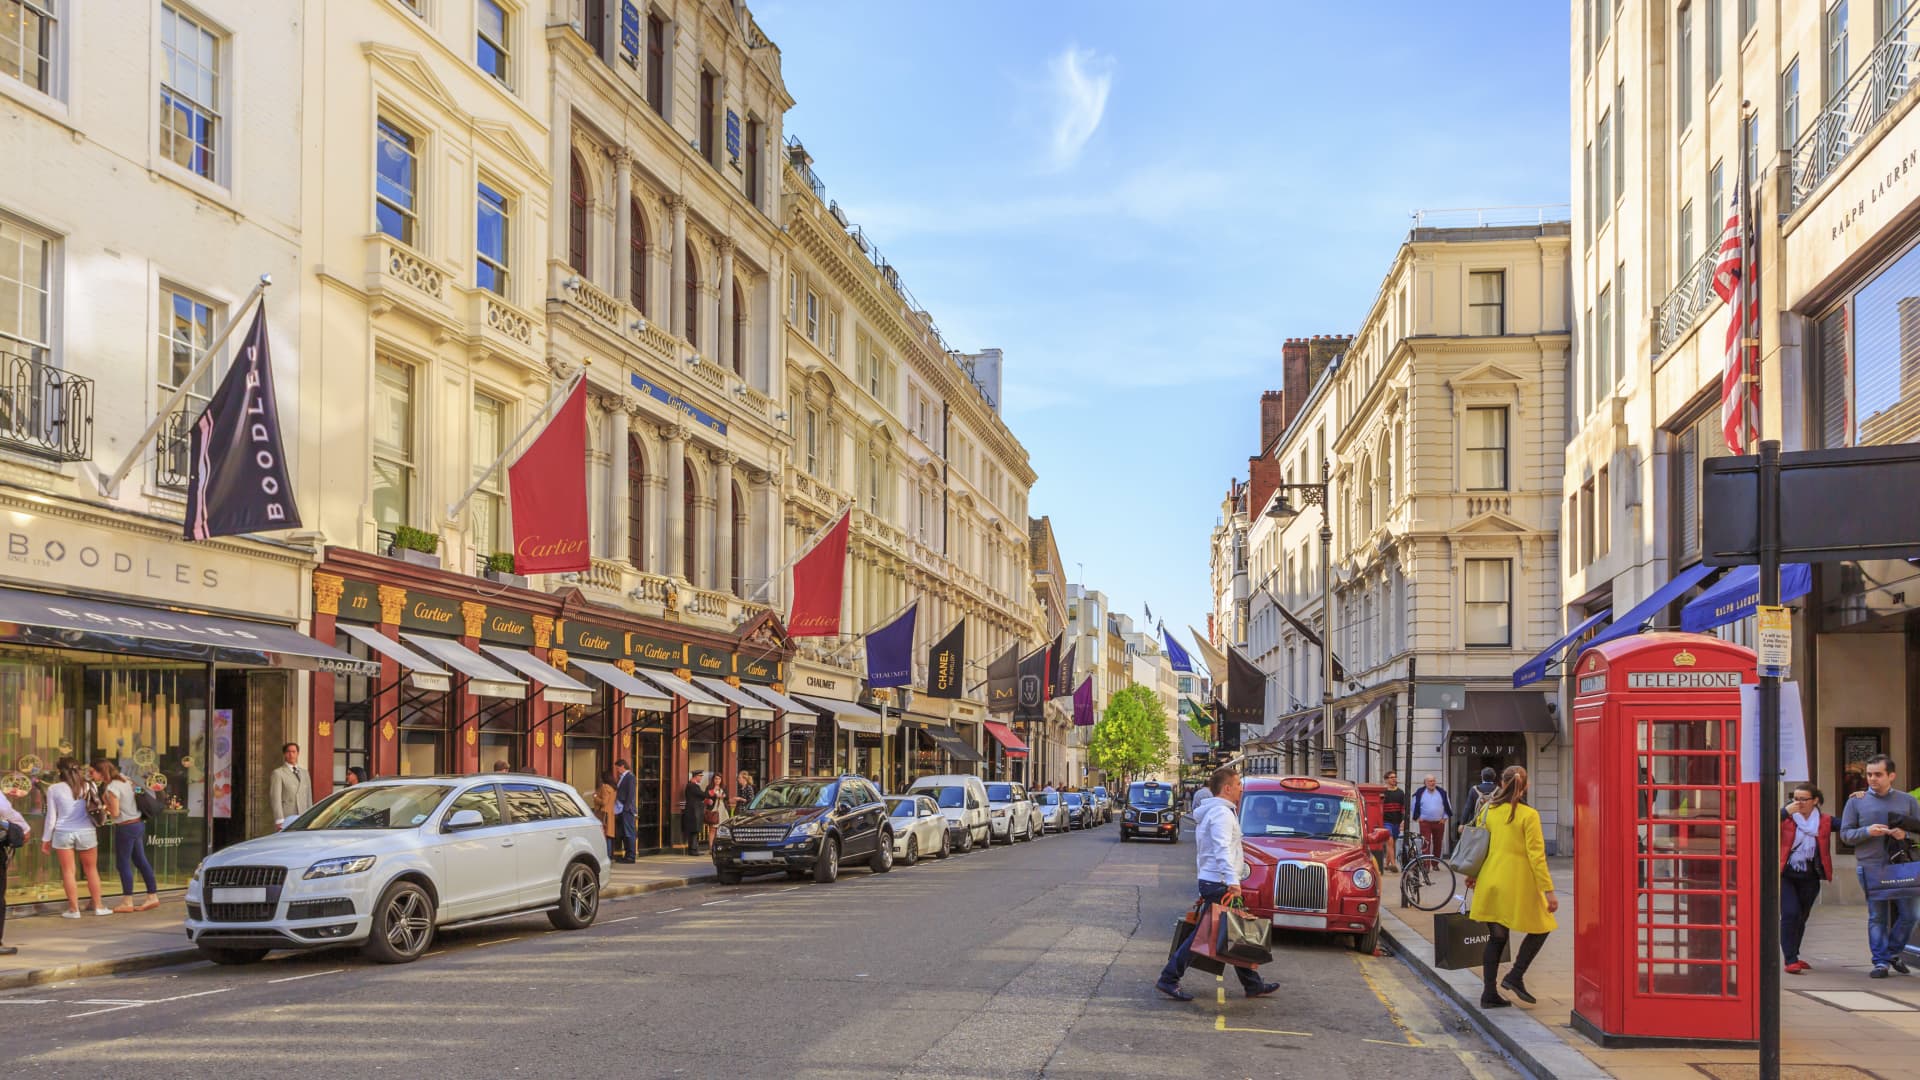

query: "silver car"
xmin=984 ymin=782 xmax=1042 ymax=844
xmin=1034 ymin=790 xmax=1070 ymax=832
xmin=886 ymin=795 xmax=950 ymax=864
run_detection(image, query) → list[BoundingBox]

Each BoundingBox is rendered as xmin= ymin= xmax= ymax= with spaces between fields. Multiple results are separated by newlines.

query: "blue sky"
xmin=757 ymin=2 xmax=1570 ymax=646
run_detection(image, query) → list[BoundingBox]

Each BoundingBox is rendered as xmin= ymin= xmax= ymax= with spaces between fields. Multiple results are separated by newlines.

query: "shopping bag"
xmin=1862 ymin=857 xmax=1920 ymax=903
xmin=1170 ymin=902 xmax=1225 ymax=975
xmin=1448 ymin=805 xmax=1491 ymax=878
xmin=1215 ymin=904 xmax=1275 ymax=967
xmin=1432 ymin=911 xmax=1509 ymax=970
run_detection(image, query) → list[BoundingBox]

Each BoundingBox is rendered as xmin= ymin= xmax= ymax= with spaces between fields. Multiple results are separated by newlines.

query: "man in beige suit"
xmin=270 ymin=742 xmax=312 ymax=829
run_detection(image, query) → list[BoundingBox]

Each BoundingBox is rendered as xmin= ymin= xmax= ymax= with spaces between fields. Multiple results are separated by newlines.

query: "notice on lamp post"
xmin=1740 ymin=682 xmax=1809 ymax=784
xmin=1756 ymin=605 xmax=1791 ymax=678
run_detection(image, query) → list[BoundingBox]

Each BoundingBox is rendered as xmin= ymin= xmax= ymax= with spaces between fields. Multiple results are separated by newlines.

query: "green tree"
xmin=1089 ymin=683 xmax=1173 ymax=787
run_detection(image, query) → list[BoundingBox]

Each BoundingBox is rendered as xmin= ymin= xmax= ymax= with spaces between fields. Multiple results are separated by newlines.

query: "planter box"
xmin=483 ymin=570 xmax=528 ymax=588
xmin=387 ymin=547 xmax=441 ymax=569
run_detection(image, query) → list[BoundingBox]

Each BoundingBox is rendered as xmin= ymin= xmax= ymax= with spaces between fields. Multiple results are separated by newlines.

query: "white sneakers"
xmin=93 ymin=907 xmax=112 ymax=916
xmin=60 ymin=907 xmax=113 ymax=918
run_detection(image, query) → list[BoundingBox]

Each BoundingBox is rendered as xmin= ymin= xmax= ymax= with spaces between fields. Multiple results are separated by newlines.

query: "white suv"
xmin=984 ymin=781 xmax=1042 ymax=843
xmin=184 ymin=775 xmax=607 ymax=965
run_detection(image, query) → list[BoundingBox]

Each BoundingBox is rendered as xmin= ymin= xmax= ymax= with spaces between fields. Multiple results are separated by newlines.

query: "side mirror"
xmin=1369 ymin=827 xmax=1392 ymax=847
xmin=445 ymin=808 xmax=486 ymax=831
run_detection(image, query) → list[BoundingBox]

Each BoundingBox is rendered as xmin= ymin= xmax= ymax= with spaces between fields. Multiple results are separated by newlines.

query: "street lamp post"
xmin=1266 ymin=458 xmax=1335 ymax=775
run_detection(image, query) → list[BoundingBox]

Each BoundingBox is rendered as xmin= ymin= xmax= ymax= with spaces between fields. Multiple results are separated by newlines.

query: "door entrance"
xmin=1448 ymin=730 xmax=1527 ymax=804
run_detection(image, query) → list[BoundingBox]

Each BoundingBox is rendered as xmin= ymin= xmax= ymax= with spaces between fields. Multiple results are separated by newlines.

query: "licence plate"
xmin=740 ymin=851 xmax=774 ymax=862
xmin=1271 ymin=912 xmax=1325 ymax=929
xmin=211 ymin=887 xmax=268 ymax=904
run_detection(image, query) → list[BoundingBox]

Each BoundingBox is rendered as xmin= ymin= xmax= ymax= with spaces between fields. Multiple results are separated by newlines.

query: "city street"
xmin=0 ymin=828 xmax=1516 ymax=1079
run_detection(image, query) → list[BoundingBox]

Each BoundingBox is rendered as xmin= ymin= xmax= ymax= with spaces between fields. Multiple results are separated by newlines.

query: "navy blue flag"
xmin=1162 ymin=629 xmax=1195 ymax=673
xmin=926 ymin=619 xmax=965 ymax=699
xmin=864 ymin=603 xmax=917 ymax=689
xmin=184 ymin=306 xmax=301 ymax=540
xmin=1015 ymin=645 xmax=1049 ymax=722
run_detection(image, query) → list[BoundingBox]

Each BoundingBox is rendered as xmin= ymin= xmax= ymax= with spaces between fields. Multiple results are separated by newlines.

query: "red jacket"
xmin=1779 ymin=810 xmax=1833 ymax=880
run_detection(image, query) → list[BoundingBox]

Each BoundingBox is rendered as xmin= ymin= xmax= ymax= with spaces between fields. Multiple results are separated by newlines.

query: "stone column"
xmin=668 ymin=194 xmax=688 ymax=340
xmin=550 ymin=98 xmax=572 ymax=266
xmin=613 ymin=149 xmax=634 ymax=304
xmin=609 ymin=397 xmax=632 ymax=565
xmin=665 ymin=425 xmax=687 ymax=580
xmin=717 ymin=238 xmax=737 ymax=375
xmin=714 ymin=451 xmax=736 ymax=595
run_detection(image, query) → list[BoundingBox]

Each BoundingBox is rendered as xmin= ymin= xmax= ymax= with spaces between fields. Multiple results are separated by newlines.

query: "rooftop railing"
xmin=1789 ymin=4 xmax=1920 ymax=212
xmin=1652 ymin=247 xmax=1722 ymax=357
xmin=1409 ymin=205 xmax=1572 ymax=230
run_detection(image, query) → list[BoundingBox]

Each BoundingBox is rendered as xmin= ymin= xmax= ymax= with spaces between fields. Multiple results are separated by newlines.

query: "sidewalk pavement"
xmin=1381 ymin=856 xmax=1920 ymax=1079
xmin=0 ymin=853 xmax=716 ymax=991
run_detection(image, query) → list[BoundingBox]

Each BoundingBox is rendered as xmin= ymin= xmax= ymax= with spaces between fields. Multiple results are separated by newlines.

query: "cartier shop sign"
xmin=0 ymin=507 xmax=300 ymax=621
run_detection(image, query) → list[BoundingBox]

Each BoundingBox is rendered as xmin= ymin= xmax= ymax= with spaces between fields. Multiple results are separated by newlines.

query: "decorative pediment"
xmin=1446 ymin=361 xmax=1527 ymax=396
xmin=474 ymin=119 xmax=546 ymax=180
xmin=737 ymin=609 xmax=795 ymax=651
xmin=1455 ymin=510 xmax=1531 ymax=536
xmin=362 ymin=44 xmax=463 ymax=120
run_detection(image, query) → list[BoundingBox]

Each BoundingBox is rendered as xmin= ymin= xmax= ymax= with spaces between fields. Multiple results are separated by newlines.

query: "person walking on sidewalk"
xmin=1780 ymin=784 xmax=1833 ymax=974
xmin=1468 ymin=765 xmax=1557 ymax=1008
xmin=593 ymin=771 xmax=619 ymax=861
xmin=1409 ymin=775 xmax=1453 ymax=858
xmin=612 ymin=760 xmax=639 ymax=863
xmin=1380 ymin=771 xmax=1407 ymax=872
xmin=1155 ymin=766 xmax=1281 ymax=1002
xmin=269 ymin=743 xmax=311 ymax=829
xmin=94 ymin=760 xmax=158 ymax=913
xmin=1838 ymin=754 xmax=1920 ymax=978
xmin=680 ymin=770 xmax=706 ymax=856
xmin=0 ymin=787 xmax=30 ymax=954
xmin=42 ymin=757 xmax=109 ymax=919
xmin=1456 ymin=767 xmax=1499 ymax=840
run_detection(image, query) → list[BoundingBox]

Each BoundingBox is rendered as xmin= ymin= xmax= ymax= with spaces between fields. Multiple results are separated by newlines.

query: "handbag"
xmin=702 ymin=809 xmax=721 ymax=826
xmin=1214 ymin=901 xmax=1275 ymax=967
xmin=1433 ymin=911 xmax=1511 ymax=970
xmin=1448 ymin=804 xmax=1492 ymax=878
xmin=1170 ymin=900 xmax=1225 ymax=976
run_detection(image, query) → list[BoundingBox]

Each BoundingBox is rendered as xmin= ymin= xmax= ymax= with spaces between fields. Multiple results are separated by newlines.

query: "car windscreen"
xmin=926 ymin=787 xmax=964 ymax=809
xmin=1038 ymin=793 xmax=1060 ymax=805
xmin=985 ymin=784 xmax=1014 ymax=802
xmin=886 ymin=798 xmax=918 ymax=817
xmin=1238 ymin=792 xmax=1361 ymax=841
xmin=1130 ymin=786 xmax=1174 ymax=808
xmin=288 ymin=784 xmax=454 ymax=831
xmin=750 ymin=781 xmax=836 ymax=809
xmin=1064 ymin=793 xmax=1083 ymax=806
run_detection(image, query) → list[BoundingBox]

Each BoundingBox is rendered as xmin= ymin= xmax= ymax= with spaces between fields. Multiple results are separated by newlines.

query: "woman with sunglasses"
xmin=1780 ymin=784 xmax=1834 ymax=974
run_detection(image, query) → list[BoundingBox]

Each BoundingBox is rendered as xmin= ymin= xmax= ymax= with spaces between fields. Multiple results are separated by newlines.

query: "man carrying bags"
xmin=1155 ymin=766 xmax=1281 ymax=1002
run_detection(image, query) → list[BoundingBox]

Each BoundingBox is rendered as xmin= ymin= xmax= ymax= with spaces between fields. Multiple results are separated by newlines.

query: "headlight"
xmin=303 ymin=856 xmax=377 ymax=880
xmin=1124 ymin=810 xmax=1137 ymax=821
xmin=788 ymin=821 xmax=822 ymax=838
xmin=714 ymin=826 xmax=731 ymax=841
xmin=1351 ymin=867 xmax=1375 ymax=892
xmin=191 ymin=865 xmax=203 ymax=883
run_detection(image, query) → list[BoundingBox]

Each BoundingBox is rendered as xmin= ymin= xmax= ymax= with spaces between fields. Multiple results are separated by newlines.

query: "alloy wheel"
xmin=567 ymin=865 xmax=598 ymax=921
xmin=385 ymin=890 xmax=431 ymax=956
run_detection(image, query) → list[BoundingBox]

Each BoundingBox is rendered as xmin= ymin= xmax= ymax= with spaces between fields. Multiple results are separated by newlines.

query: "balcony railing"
xmin=1790 ymin=5 xmax=1920 ymax=211
xmin=0 ymin=345 xmax=94 ymax=463
xmin=154 ymin=407 xmax=194 ymax=490
xmin=1652 ymin=248 xmax=1722 ymax=357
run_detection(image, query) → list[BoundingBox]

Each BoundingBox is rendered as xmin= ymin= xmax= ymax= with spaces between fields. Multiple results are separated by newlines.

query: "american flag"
xmin=1710 ymin=180 xmax=1760 ymax=454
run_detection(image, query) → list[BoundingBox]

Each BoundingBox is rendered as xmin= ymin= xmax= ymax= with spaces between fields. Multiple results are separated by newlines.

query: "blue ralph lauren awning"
xmin=1680 ymin=563 xmax=1813 ymax=633
xmin=1576 ymin=562 xmax=1719 ymax=655
xmin=1512 ymin=608 xmax=1612 ymax=688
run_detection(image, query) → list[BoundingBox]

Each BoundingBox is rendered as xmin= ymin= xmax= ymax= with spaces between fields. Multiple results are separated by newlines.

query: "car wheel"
xmin=937 ymin=832 xmax=951 ymax=859
xmin=976 ymin=825 xmax=991 ymax=849
xmin=958 ymin=828 xmax=974 ymax=854
xmin=717 ymin=870 xmax=743 ymax=885
xmin=1355 ymin=922 xmax=1382 ymax=956
xmin=902 ymin=835 xmax=919 ymax=866
xmin=198 ymin=945 xmax=269 ymax=966
xmin=363 ymin=880 xmax=435 ymax=964
xmin=813 ymin=838 xmax=840 ymax=884
xmin=548 ymin=861 xmax=602 ymax=931
xmin=869 ymin=832 xmax=893 ymax=873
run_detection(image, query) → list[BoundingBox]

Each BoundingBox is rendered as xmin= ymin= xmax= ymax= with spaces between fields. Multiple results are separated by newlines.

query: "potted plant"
xmin=483 ymin=552 xmax=526 ymax=587
xmin=387 ymin=525 xmax=441 ymax=568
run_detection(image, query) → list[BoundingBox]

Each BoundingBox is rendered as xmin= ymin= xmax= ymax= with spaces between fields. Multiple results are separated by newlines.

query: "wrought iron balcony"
xmin=0 ymin=345 xmax=94 ymax=463
xmin=1652 ymin=248 xmax=1722 ymax=357
xmin=1790 ymin=5 xmax=1920 ymax=212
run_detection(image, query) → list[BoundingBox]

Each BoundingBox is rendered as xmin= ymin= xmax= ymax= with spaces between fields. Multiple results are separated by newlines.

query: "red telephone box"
xmin=1570 ymin=633 xmax=1757 ymax=1047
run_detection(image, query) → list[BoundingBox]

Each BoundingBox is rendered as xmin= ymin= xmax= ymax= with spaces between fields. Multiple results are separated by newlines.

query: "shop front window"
xmin=1817 ymin=239 xmax=1920 ymax=448
xmin=397 ymin=691 xmax=447 ymax=777
xmin=477 ymin=698 xmax=526 ymax=772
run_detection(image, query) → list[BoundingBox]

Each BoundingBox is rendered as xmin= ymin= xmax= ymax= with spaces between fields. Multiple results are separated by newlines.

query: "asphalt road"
xmin=0 ymin=821 xmax=1521 ymax=1079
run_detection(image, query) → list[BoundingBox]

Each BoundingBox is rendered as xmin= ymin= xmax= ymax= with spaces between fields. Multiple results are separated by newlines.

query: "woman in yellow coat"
xmin=1467 ymin=765 xmax=1557 ymax=1008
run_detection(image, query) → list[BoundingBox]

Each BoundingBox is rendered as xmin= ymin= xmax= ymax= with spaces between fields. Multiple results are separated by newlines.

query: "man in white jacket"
xmin=1156 ymin=766 xmax=1280 ymax=1001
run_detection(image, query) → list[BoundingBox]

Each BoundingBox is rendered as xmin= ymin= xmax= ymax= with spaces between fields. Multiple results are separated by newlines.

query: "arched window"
xmin=684 ymin=247 xmax=701 ymax=349
xmin=629 ymin=199 xmax=648 ymax=314
xmin=1356 ymin=456 xmax=1373 ymax=536
xmin=682 ymin=458 xmax=698 ymax=583
xmin=627 ymin=434 xmax=647 ymax=569
xmin=731 ymin=479 xmax=748 ymax=596
xmin=568 ymin=152 xmax=589 ymax=277
xmin=731 ymin=279 xmax=747 ymax=377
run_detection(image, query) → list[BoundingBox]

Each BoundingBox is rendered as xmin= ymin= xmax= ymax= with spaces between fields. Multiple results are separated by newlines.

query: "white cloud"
xmin=1046 ymin=45 xmax=1114 ymax=170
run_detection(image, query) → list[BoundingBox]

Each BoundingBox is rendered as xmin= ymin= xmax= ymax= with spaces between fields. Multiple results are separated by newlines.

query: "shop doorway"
xmin=1448 ymin=731 xmax=1527 ymax=807
xmin=629 ymin=717 xmax=665 ymax=852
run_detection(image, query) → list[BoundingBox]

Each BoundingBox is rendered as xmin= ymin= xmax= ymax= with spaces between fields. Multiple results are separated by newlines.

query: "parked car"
xmin=711 ymin=775 xmax=893 ymax=885
xmin=1237 ymin=775 xmax=1390 ymax=954
xmin=1120 ymin=780 xmax=1180 ymax=842
xmin=183 ymin=776 xmax=608 ymax=966
xmin=906 ymin=774 xmax=992 ymax=853
xmin=1091 ymin=786 xmax=1114 ymax=824
xmin=1062 ymin=792 xmax=1089 ymax=829
xmin=1035 ymin=790 xmax=1069 ymax=833
xmin=1086 ymin=788 xmax=1110 ymax=825
xmin=886 ymin=794 xmax=950 ymax=864
xmin=984 ymin=782 xmax=1041 ymax=844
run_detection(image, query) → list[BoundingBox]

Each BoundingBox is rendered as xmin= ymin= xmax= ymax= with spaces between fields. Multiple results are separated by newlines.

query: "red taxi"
xmin=1238 ymin=776 xmax=1389 ymax=954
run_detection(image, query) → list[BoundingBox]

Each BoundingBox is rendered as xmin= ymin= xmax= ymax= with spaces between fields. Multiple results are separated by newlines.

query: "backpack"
xmin=84 ymin=782 xmax=111 ymax=829
xmin=135 ymin=787 xmax=164 ymax=824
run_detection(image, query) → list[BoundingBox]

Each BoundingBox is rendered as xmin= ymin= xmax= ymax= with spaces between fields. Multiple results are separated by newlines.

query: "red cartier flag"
xmin=507 ymin=380 xmax=591 ymax=574
xmin=788 ymin=512 xmax=850 ymax=637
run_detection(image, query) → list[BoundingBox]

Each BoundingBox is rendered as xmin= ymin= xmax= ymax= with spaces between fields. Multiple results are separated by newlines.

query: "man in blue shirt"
xmin=1155 ymin=767 xmax=1280 ymax=1002
xmin=1840 ymin=754 xmax=1920 ymax=978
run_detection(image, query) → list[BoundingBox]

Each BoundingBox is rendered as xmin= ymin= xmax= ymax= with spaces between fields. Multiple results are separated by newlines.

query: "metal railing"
xmin=1409 ymin=205 xmax=1572 ymax=229
xmin=0 ymin=345 xmax=93 ymax=463
xmin=1790 ymin=5 xmax=1920 ymax=211
xmin=154 ymin=407 xmax=194 ymax=490
xmin=785 ymin=136 xmax=825 ymax=200
xmin=1653 ymin=247 xmax=1722 ymax=356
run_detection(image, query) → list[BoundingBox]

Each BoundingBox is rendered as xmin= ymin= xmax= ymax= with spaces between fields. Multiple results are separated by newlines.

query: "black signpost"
xmin=1702 ymin=440 xmax=1920 ymax=1080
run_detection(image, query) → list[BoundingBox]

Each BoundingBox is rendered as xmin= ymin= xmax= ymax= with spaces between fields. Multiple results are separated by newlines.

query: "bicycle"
xmin=1396 ymin=833 xmax=1458 ymax=911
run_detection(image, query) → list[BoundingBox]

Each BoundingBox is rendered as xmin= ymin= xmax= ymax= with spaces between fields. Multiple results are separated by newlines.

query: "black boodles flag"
xmin=184 ymin=308 xmax=301 ymax=540
xmin=987 ymin=644 xmax=1020 ymax=715
xmin=927 ymin=619 xmax=966 ymax=699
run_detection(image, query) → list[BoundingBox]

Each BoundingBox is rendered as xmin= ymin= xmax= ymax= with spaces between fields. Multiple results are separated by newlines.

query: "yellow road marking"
xmin=1354 ymin=949 xmax=1424 ymax=1047
xmin=1215 ymin=987 xmax=1225 ymax=1005
xmin=1213 ymin=1015 xmax=1314 ymax=1037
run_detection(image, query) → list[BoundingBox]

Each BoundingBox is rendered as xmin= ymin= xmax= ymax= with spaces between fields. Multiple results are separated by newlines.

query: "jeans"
xmin=1780 ymin=869 xmax=1821 ymax=963
xmin=1159 ymin=880 xmax=1266 ymax=994
xmin=114 ymin=820 xmax=156 ymax=896
xmin=1858 ymin=866 xmax=1920 ymax=968
xmin=616 ymin=812 xmax=637 ymax=860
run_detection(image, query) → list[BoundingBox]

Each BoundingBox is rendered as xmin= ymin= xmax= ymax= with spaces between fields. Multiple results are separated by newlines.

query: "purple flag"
xmin=1072 ymin=676 xmax=1095 ymax=726
xmin=864 ymin=602 xmax=918 ymax=689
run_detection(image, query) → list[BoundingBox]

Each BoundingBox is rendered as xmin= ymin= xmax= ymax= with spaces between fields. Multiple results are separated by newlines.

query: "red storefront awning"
xmin=983 ymin=720 xmax=1028 ymax=758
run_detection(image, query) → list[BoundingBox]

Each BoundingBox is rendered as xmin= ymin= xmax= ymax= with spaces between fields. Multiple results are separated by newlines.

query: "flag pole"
xmin=96 ymin=274 xmax=272 ymax=498
xmin=447 ymin=366 xmax=586 ymax=519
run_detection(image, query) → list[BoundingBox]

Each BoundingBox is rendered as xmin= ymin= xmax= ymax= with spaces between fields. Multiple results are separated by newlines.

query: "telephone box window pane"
xmin=1645 ymin=787 xmax=1727 ymax=819
xmin=1638 ymin=717 xmax=1725 ymax=751
xmin=1639 ymin=961 xmax=1729 ymax=996
xmin=1642 ymin=857 xmax=1727 ymax=889
xmin=1641 ymin=822 xmax=1726 ymax=854
xmin=1640 ymin=753 xmax=1724 ymax=786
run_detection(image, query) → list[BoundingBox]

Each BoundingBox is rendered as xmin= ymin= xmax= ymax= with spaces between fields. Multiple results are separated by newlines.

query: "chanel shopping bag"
xmin=1432 ymin=911 xmax=1509 ymax=971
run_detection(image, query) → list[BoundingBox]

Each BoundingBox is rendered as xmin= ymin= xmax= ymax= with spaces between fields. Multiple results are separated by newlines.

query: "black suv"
xmin=711 ymin=775 xmax=892 ymax=884
xmin=1121 ymin=780 xmax=1180 ymax=842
